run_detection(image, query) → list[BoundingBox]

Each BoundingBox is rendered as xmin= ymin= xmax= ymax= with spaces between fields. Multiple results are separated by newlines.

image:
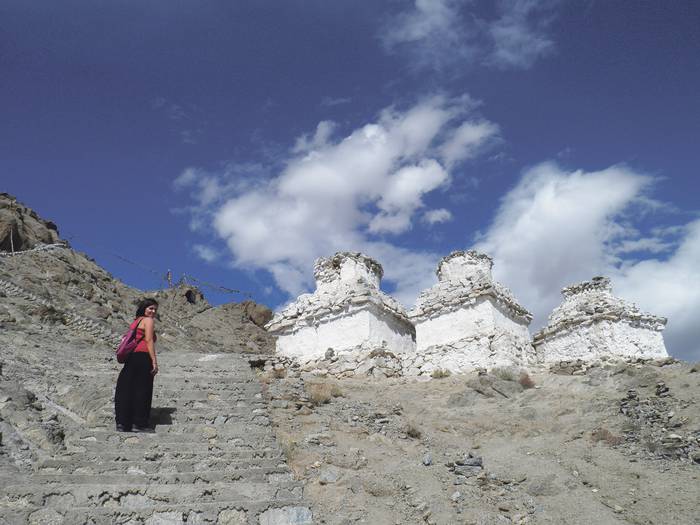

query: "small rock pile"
xmin=260 ymin=347 xmax=404 ymax=380
xmin=619 ymin=383 xmax=700 ymax=462
xmin=447 ymin=452 xmax=484 ymax=484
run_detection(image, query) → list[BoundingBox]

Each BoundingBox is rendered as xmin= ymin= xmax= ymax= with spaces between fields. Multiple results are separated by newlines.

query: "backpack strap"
xmin=133 ymin=316 xmax=146 ymax=344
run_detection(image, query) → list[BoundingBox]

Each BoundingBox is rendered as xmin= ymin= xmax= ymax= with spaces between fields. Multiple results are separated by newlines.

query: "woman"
xmin=114 ymin=298 xmax=159 ymax=432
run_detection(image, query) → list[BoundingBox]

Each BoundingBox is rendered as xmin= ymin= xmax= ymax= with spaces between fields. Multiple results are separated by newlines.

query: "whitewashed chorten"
xmin=265 ymin=252 xmax=415 ymax=364
xmin=406 ymin=250 xmax=535 ymax=375
xmin=534 ymin=276 xmax=668 ymax=362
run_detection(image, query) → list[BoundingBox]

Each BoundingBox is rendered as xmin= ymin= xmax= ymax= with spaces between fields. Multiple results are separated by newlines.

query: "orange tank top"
xmin=130 ymin=317 xmax=157 ymax=353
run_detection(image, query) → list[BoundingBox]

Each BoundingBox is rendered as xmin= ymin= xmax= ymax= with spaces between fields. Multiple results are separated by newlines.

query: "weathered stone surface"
xmin=217 ymin=508 xmax=247 ymax=524
xmin=258 ymin=506 xmax=314 ymax=525
xmin=28 ymin=508 xmax=65 ymax=525
xmin=0 ymin=193 xmax=62 ymax=253
xmin=266 ymin=252 xmax=415 ymax=364
xmin=407 ymin=251 xmax=536 ymax=374
xmin=534 ymin=276 xmax=668 ymax=362
xmin=242 ymin=300 xmax=274 ymax=327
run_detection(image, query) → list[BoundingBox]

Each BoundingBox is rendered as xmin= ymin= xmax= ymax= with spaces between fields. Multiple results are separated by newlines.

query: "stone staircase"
xmin=0 ymin=351 xmax=313 ymax=525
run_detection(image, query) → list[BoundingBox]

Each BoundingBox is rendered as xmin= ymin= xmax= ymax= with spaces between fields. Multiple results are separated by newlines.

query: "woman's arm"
xmin=142 ymin=317 xmax=159 ymax=376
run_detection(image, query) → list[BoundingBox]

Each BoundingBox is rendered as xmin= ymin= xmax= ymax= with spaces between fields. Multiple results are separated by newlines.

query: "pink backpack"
xmin=116 ymin=317 xmax=144 ymax=363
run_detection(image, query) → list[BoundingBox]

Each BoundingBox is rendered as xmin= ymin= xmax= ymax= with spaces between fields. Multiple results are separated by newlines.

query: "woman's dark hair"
xmin=135 ymin=298 xmax=159 ymax=318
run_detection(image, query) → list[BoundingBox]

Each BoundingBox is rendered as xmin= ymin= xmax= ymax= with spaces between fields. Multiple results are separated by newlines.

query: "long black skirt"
xmin=114 ymin=352 xmax=153 ymax=429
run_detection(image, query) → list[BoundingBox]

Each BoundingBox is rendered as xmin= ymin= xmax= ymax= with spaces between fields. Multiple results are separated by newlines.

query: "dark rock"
xmin=241 ymin=300 xmax=273 ymax=327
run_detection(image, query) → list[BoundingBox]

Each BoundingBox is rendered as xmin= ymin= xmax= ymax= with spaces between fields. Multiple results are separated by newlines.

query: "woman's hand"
xmin=151 ymin=363 xmax=159 ymax=376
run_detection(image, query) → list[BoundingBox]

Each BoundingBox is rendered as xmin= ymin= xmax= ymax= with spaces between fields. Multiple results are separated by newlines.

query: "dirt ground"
xmin=263 ymin=361 xmax=700 ymax=525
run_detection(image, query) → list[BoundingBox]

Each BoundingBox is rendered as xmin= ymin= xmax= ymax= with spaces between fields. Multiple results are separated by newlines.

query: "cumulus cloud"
xmin=176 ymin=96 xmax=495 ymax=301
xmin=369 ymin=160 xmax=449 ymax=234
xmin=474 ymin=162 xmax=700 ymax=361
xmin=612 ymin=220 xmax=700 ymax=361
xmin=382 ymin=0 xmax=559 ymax=71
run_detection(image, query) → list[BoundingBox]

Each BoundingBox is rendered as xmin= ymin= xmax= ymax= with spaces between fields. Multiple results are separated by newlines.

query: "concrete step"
xmin=2 ymin=480 xmax=303 ymax=509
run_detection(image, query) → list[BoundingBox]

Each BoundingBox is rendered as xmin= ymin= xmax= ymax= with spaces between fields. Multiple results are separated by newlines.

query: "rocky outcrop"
xmin=0 ymin=193 xmax=62 ymax=252
xmin=266 ymin=252 xmax=416 ymax=365
xmin=534 ymin=276 xmax=668 ymax=362
xmin=406 ymin=251 xmax=536 ymax=375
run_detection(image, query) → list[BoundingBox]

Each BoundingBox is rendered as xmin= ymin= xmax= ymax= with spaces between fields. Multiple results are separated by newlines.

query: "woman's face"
xmin=145 ymin=305 xmax=158 ymax=318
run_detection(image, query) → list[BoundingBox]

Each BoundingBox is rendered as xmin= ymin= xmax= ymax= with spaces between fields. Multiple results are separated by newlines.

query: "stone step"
xmin=92 ymin=399 xmax=270 ymax=414
xmin=149 ymin=399 xmax=270 ymax=411
xmin=65 ymin=438 xmax=282 ymax=456
xmin=36 ymin=456 xmax=289 ymax=476
xmin=0 ymin=465 xmax=295 ymax=487
xmin=90 ymin=412 xmax=271 ymax=427
xmin=54 ymin=446 xmax=283 ymax=464
xmin=2 ymin=480 xmax=302 ymax=509
xmin=66 ymin=430 xmax=278 ymax=446
xmin=74 ymin=426 xmax=276 ymax=441
xmin=153 ymin=389 xmax=266 ymax=401
xmin=0 ymin=497 xmax=311 ymax=525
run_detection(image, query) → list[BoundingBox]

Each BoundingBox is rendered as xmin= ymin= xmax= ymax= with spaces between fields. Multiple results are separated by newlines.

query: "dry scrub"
xmin=306 ymin=382 xmax=343 ymax=406
xmin=591 ymin=427 xmax=624 ymax=446
xmin=430 ymin=368 xmax=451 ymax=379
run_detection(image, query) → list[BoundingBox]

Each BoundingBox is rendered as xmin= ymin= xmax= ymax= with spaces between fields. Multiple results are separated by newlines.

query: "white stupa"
xmin=265 ymin=252 xmax=416 ymax=364
xmin=406 ymin=250 xmax=535 ymax=375
xmin=534 ymin=276 xmax=668 ymax=362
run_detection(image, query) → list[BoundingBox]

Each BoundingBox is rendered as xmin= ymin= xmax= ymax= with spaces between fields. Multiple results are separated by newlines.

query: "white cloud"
xmin=382 ymin=0 xmax=559 ymax=71
xmin=612 ymin=220 xmax=700 ymax=362
xmin=293 ymin=120 xmax=337 ymax=153
xmin=422 ymin=208 xmax=453 ymax=225
xmin=487 ymin=0 xmax=557 ymax=69
xmin=475 ymin=162 xmax=700 ymax=361
xmin=440 ymin=120 xmax=500 ymax=167
xmin=369 ymin=160 xmax=449 ymax=234
xmin=177 ymin=96 xmax=494 ymax=301
xmin=193 ymin=244 xmax=219 ymax=263
xmin=613 ymin=237 xmax=673 ymax=255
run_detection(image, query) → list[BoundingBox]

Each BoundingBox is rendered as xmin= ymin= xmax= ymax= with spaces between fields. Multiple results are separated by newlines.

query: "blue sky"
xmin=2 ymin=1 xmax=699 ymax=360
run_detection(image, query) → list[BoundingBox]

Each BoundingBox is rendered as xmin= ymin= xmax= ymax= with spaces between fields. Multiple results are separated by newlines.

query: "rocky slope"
xmin=0 ymin=193 xmax=61 ymax=253
xmin=260 ymin=359 xmax=699 ymax=524
xmin=0 ymin=195 xmax=307 ymax=524
xmin=1 ymin=195 xmax=698 ymax=525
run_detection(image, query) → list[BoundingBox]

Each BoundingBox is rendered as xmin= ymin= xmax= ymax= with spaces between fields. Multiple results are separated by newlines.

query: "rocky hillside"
xmin=0 ymin=195 xmax=698 ymax=525
xmin=260 ymin=358 xmax=699 ymax=524
xmin=0 ymin=196 xmax=311 ymax=524
xmin=0 ymin=194 xmax=275 ymax=356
